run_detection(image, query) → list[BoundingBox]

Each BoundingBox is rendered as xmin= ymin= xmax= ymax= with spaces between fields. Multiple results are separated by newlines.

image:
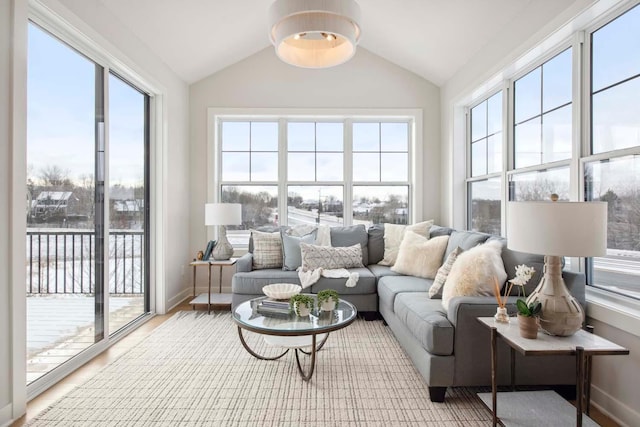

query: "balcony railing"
xmin=26 ymin=229 xmax=144 ymax=295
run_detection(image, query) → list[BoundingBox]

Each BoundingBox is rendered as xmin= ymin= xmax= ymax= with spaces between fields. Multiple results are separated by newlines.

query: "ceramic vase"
xmin=518 ymin=314 xmax=539 ymax=339
xmin=320 ymin=300 xmax=337 ymax=312
xmin=294 ymin=302 xmax=311 ymax=317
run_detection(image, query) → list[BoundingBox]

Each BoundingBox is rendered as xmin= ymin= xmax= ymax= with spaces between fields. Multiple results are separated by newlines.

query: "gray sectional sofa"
xmin=231 ymin=224 xmax=585 ymax=402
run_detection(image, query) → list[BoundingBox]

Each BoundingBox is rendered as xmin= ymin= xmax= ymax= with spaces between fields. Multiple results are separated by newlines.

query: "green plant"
xmin=289 ymin=294 xmax=314 ymax=316
xmin=516 ymin=299 xmax=541 ymax=317
xmin=317 ymin=289 xmax=339 ymax=305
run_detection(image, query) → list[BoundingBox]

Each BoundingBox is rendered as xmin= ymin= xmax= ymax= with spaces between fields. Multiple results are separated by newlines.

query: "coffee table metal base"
xmin=237 ymin=327 xmax=329 ymax=381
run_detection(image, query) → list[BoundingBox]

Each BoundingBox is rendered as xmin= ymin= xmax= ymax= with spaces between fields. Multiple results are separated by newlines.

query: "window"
xmin=514 ymin=48 xmax=572 ymax=168
xmin=467 ymin=91 xmax=503 ymax=234
xmin=217 ymin=115 xmax=416 ymax=245
xmin=585 ymin=5 xmax=640 ymax=300
xmin=463 ymin=3 xmax=640 ymax=302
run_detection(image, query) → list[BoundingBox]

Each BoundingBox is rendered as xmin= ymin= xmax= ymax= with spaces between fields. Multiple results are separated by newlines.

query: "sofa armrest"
xmin=446 ymin=296 xmax=510 ymax=328
xmin=235 ymin=253 xmax=253 ymax=273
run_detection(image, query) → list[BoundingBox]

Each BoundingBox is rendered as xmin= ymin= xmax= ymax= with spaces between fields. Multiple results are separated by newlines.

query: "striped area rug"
xmin=27 ymin=311 xmax=490 ymax=426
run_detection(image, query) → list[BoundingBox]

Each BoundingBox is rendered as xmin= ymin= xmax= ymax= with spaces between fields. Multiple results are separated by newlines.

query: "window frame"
xmin=208 ymin=108 xmax=422 ymax=247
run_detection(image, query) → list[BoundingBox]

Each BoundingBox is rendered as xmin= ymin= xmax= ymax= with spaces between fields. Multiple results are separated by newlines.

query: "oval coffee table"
xmin=232 ymin=295 xmax=357 ymax=381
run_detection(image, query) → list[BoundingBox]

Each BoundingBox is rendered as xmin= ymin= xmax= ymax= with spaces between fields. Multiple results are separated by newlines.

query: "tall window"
xmin=467 ymin=91 xmax=502 ymax=235
xmin=585 ymin=4 xmax=640 ymax=299
xmin=26 ymin=22 xmax=151 ymax=385
xmin=509 ymin=48 xmax=572 ymax=202
xmin=217 ymin=116 xmax=415 ymax=245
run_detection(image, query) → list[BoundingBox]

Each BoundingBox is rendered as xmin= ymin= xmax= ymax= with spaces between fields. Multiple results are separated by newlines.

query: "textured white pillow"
xmin=441 ymin=240 xmax=507 ymax=310
xmin=429 ymin=246 xmax=463 ymax=299
xmin=251 ymin=230 xmax=282 ymax=269
xmin=378 ymin=220 xmax=434 ymax=266
xmin=300 ymin=243 xmax=364 ymax=270
xmin=391 ymin=232 xmax=449 ymax=279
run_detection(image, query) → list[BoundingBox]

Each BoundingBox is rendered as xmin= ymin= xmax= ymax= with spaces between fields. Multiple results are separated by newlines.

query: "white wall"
xmin=1 ymin=0 xmax=190 ymax=423
xmin=440 ymin=0 xmax=640 ymax=424
xmin=189 ymin=47 xmax=441 ymax=268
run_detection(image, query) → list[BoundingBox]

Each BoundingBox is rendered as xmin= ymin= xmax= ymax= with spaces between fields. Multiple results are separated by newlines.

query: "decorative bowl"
xmin=262 ymin=283 xmax=302 ymax=300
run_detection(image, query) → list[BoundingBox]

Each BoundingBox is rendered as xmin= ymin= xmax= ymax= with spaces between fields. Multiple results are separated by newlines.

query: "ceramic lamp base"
xmin=526 ymin=255 xmax=584 ymax=336
xmin=212 ymin=226 xmax=234 ymax=260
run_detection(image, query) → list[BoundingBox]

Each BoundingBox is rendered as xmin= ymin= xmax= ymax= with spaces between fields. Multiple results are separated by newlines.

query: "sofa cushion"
xmin=310 ymin=267 xmax=376 ymax=295
xmin=232 ymin=269 xmax=300 ymax=295
xmin=300 ymin=243 xmax=364 ymax=270
xmin=377 ymin=275 xmax=432 ymax=314
xmin=394 ymin=293 xmax=454 ymax=356
xmin=499 ymin=244 xmax=546 ymax=295
xmin=429 ymin=246 xmax=463 ymax=299
xmin=330 ymin=224 xmax=369 ymax=265
xmin=391 ymin=233 xmax=449 ymax=279
xmin=367 ymin=224 xmax=385 ymax=265
xmin=251 ymin=230 xmax=283 ymax=269
xmin=281 ymin=230 xmax=317 ymax=271
xmin=443 ymin=229 xmax=491 ymax=259
xmin=429 ymin=225 xmax=455 ymax=238
xmin=441 ymin=240 xmax=507 ymax=310
xmin=367 ymin=264 xmax=401 ymax=280
xmin=379 ymin=220 xmax=434 ymax=266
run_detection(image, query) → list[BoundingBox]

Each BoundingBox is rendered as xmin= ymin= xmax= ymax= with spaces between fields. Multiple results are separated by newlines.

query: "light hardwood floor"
xmin=12 ymin=299 xmax=619 ymax=426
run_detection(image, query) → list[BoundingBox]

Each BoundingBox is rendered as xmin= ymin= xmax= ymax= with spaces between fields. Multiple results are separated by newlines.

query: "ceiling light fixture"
xmin=268 ymin=0 xmax=361 ymax=69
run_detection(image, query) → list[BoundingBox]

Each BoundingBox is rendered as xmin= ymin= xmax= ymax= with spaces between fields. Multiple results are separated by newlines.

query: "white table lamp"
xmin=507 ymin=198 xmax=607 ymax=336
xmin=205 ymin=203 xmax=242 ymax=260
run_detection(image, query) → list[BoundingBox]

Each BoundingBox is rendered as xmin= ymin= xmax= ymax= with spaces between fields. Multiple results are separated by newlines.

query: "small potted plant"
xmin=290 ymin=294 xmax=314 ymax=317
xmin=516 ymin=299 xmax=542 ymax=339
xmin=317 ymin=289 xmax=339 ymax=311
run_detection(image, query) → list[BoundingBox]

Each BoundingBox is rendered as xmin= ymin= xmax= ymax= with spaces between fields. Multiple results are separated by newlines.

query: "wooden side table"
xmin=189 ymin=258 xmax=237 ymax=314
xmin=477 ymin=317 xmax=628 ymax=427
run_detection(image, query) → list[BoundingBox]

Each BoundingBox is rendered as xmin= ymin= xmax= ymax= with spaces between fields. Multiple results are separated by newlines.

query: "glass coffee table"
xmin=232 ymin=295 xmax=357 ymax=381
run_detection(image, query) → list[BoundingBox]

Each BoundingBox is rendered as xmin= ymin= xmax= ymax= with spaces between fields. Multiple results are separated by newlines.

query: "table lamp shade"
xmin=204 ymin=203 xmax=242 ymax=260
xmin=507 ymin=201 xmax=607 ymax=257
xmin=205 ymin=203 xmax=242 ymax=226
xmin=506 ymin=200 xmax=607 ymax=336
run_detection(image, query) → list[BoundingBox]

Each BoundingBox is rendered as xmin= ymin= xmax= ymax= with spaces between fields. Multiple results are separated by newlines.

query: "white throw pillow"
xmin=251 ymin=230 xmax=282 ymax=269
xmin=300 ymin=243 xmax=364 ymax=270
xmin=378 ymin=220 xmax=434 ymax=266
xmin=429 ymin=246 xmax=463 ymax=299
xmin=391 ymin=233 xmax=449 ymax=279
xmin=441 ymin=240 xmax=507 ymax=311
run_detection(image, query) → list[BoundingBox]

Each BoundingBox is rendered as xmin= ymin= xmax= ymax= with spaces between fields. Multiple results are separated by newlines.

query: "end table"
xmin=189 ymin=258 xmax=237 ymax=314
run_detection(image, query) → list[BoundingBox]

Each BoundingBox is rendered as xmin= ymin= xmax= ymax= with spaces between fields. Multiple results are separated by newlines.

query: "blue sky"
xmin=27 ymin=23 xmax=145 ymax=188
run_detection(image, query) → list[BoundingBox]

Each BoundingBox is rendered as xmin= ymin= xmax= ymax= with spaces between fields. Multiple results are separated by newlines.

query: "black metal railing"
xmin=26 ymin=229 xmax=145 ymax=295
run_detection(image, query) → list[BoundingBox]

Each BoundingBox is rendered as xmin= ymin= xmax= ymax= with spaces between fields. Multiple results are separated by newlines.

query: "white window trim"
xmin=206 ymin=107 xmax=423 ymax=243
xmin=459 ymin=0 xmax=640 ymax=328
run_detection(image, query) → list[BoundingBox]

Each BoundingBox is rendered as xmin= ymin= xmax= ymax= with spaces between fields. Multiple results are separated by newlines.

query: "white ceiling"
xmin=97 ymin=0 xmax=581 ymax=86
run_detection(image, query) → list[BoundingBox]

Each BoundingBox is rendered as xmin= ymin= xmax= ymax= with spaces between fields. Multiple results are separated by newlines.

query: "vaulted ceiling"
xmin=97 ymin=0 xmax=584 ymax=85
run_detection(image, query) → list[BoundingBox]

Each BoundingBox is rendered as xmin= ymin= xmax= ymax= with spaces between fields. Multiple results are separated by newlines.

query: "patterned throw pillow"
xmin=300 ymin=243 xmax=364 ymax=270
xmin=429 ymin=246 xmax=463 ymax=299
xmin=251 ymin=230 xmax=282 ymax=269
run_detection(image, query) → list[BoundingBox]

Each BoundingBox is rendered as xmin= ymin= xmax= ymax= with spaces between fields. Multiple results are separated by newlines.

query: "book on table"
xmin=257 ymin=299 xmax=291 ymax=316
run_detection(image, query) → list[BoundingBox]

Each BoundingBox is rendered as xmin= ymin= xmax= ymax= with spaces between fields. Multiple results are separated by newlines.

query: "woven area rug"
xmin=28 ymin=311 xmax=490 ymax=426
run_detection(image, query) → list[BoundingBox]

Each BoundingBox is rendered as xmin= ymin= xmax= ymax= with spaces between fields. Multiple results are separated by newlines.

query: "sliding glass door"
xmin=26 ymin=22 xmax=150 ymax=384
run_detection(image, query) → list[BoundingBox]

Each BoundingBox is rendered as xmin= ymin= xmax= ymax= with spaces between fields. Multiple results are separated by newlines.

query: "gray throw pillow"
xmin=300 ymin=243 xmax=364 ymax=270
xmin=281 ymin=230 xmax=317 ymax=271
xmin=330 ymin=224 xmax=369 ymax=265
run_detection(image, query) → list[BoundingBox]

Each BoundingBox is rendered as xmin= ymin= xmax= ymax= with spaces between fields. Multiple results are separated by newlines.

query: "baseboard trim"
xmin=0 ymin=403 xmax=13 ymax=427
xmin=167 ymin=287 xmax=191 ymax=312
xmin=591 ymin=384 xmax=639 ymax=427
